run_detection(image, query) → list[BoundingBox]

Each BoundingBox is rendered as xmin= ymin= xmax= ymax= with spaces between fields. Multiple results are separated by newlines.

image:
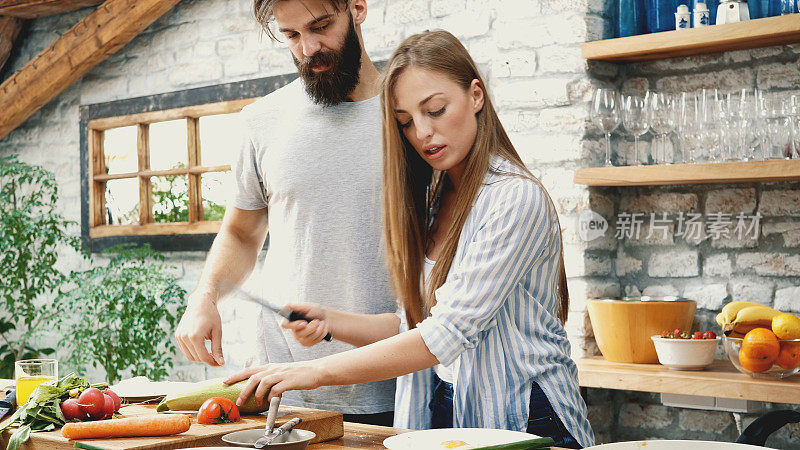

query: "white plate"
xmin=585 ymin=440 xmax=764 ymax=449
xmin=222 ymin=428 xmax=316 ymax=448
xmin=383 ymin=428 xmax=537 ymax=449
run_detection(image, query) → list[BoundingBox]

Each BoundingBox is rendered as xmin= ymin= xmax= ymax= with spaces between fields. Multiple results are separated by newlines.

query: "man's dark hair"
xmin=254 ymin=0 xmax=349 ymax=40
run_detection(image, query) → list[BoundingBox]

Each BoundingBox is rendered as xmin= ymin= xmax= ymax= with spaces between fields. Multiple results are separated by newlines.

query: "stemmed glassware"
xmin=592 ymin=89 xmax=799 ymax=166
xmin=649 ymin=92 xmax=677 ymax=164
xmin=592 ymin=88 xmax=621 ymax=167
xmin=622 ymin=94 xmax=650 ymax=166
xmin=789 ymin=95 xmax=800 ymax=159
xmin=677 ymin=92 xmax=699 ymax=164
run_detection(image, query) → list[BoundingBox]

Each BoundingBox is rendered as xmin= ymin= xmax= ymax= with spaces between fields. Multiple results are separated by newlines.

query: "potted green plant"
xmin=0 ymin=156 xmax=84 ymax=379
xmin=56 ymin=244 xmax=187 ymax=384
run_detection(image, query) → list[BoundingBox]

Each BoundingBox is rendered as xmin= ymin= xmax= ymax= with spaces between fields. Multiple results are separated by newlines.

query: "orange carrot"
xmin=61 ymin=414 xmax=191 ymax=439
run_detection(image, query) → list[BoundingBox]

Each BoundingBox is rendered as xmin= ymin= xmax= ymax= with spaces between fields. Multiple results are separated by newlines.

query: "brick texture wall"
xmin=1 ymin=0 xmax=799 ymax=446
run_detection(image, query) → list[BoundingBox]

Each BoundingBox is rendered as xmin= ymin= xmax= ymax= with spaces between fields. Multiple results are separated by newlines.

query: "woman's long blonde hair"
xmin=381 ymin=30 xmax=570 ymax=328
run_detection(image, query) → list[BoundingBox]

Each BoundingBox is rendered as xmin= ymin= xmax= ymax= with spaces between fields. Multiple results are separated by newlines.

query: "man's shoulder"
xmin=240 ymin=78 xmax=305 ymax=120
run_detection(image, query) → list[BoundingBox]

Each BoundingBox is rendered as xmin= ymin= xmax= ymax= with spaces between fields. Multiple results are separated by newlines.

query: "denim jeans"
xmin=428 ymin=374 xmax=582 ymax=448
xmin=526 ymin=381 xmax=582 ymax=449
xmin=429 ymin=374 xmax=454 ymax=429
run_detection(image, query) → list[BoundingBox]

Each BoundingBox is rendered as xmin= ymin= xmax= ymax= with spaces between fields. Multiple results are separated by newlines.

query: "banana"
xmin=722 ymin=305 xmax=782 ymax=336
xmin=716 ymin=301 xmax=765 ymax=327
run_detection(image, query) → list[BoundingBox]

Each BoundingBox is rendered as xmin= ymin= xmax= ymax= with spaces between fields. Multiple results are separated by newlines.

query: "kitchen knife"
xmin=253 ymin=416 xmax=302 ymax=448
xmin=234 ymin=287 xmax=332 ymax=342
xmin=0 ymin=387 xmax=16 ymax=422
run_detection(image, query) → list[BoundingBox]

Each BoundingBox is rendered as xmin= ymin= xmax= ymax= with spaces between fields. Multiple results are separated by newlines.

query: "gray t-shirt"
xmin=232 ymin=79 xmax=396 ymax=414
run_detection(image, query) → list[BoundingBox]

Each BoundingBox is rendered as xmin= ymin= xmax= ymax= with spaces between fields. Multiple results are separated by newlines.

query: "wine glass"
xmin=622 ymin=94 xmax=650 ymax=166
xmin=649 ymin=92 xmax=678 ymax=164
xmin=592 ymin=88 xmax=621 ymax=167
xmin=707 ymin=90 xmax=729 ymax=162
xmin=790 ymin=95 xmax=800 ymax=158
xmin=677 ymin=92 xmax=699 ymax=164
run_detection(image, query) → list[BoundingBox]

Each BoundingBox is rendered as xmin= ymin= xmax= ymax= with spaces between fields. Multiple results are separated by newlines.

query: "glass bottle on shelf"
xmin=646 ymin=0 xmax=678 ymax=32
xmin=618 ymin=0 xmax=647 ymax=37
xmin=748 ymin=0 xmax=763 ymax=17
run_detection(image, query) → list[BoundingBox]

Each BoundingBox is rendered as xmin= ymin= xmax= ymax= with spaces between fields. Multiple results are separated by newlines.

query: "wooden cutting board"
xmin=0 ymin=404 xmax=343 ymax=450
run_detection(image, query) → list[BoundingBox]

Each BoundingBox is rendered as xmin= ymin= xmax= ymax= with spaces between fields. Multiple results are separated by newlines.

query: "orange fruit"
xmin=739 ymin=348 xmax=774 ymax=373
xmin=776 ymin=341 xmax=800 ymax=370
xmin=740 ymin=328 xmax=780 ymax=364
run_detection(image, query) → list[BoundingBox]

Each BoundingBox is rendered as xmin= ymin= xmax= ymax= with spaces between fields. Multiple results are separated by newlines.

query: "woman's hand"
xmin=224 ymin=361 xmax=329 ymax=407
xmin=281 ymin=303 xmax=331 ymax=346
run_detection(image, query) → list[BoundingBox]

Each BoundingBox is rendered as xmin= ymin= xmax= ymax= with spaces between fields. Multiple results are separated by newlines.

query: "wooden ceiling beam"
xmin=0 ymin=16 xmax=24 ymax=73
xmin=0 ymin=1 xmax=103 ymax=18
xmin=0 ymin=0 xmax=182 ymax=140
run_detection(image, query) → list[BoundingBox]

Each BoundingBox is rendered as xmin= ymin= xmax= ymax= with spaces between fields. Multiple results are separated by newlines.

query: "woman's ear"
xmin=470 ymin=79 xmax=485 ymax=114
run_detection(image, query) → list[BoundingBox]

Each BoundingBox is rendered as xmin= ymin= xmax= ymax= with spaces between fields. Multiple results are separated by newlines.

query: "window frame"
xmin=79 ymin=73 xmax=298 ymax=252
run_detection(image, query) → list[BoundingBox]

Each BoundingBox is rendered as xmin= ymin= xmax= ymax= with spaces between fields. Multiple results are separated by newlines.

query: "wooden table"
xmin=578 ymin=356 xmax=800 ymax=404
xmin=0 ymin=379 xmax=566 ymax=449
xmin=307 ymin=422 xmax=404 ymax=449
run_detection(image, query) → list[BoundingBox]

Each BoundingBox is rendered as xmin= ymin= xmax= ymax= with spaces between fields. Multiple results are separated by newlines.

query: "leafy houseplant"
xmin=56 ymin=244 xmax=186 ymax=384
xmin=0 ymin=156 xmax=84 ymax=379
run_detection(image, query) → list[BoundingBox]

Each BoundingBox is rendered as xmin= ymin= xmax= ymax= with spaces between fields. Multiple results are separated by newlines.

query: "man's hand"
xmin=223 ymin=362 xmax=328 ymax=407
xmin=175 ymin=291 xmax=225 ymax=366
xmin=280 ymin=303 xmax=330 ymax=347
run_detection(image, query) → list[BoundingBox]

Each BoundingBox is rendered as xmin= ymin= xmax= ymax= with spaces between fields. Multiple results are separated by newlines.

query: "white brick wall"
xmin=3 ymin=0 xmax=800 ymax=444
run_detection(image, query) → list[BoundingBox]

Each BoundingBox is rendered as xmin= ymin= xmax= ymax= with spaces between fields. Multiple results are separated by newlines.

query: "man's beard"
xmin=293 ymin=18 xmax=362 ymax=106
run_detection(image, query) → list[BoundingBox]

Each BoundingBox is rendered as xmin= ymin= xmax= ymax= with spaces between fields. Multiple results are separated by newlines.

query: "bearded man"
xmin=174 ymin=0 xmax=396 ymax=425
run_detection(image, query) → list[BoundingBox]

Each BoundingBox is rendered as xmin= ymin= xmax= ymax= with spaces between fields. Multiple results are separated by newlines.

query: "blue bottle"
xmin=780 ymin=0 xmax=799 ymax=13
xmin=646 ymin=0 xmax=677 ymax=32
xmin=748 ymin=0 xmax=763 ymax=18
xmin=767 ymin=0 xmax=780 ymax=15
xmin=618 ymin=0 xmax=646 ymax=36
xmin=766 ymin=0 xmax=795 ymax=15
xmin=693 ymin=0 xmax=718 ymax=24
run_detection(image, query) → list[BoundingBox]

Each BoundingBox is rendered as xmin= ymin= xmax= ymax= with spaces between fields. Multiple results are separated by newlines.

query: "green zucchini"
xmin=155 ymin=378 xmax=267 ymax=414
xmin=472 ymin=437 xmax=555 ymax=449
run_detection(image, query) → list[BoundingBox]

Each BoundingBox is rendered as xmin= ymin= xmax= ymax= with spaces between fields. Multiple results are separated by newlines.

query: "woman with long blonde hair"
xmin=224 ymin=30 xmax=594 ymax=448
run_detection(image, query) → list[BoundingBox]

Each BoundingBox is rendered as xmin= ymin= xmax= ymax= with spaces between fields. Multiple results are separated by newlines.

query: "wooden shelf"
xmin=582 ymin=14 xmax=800 ymax=62
xmin=578 ymin=357 xmax=800 ymax=404
xmin=573 ymin=159 xmax=800 ymax=186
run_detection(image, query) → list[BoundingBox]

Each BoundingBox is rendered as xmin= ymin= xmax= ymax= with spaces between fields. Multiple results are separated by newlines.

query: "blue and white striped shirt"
xmin=393 ymin=157 xmax=595 ymax=448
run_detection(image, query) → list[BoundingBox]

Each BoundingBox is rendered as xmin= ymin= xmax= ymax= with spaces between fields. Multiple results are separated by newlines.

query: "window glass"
xmin=199 ymin=114 xmax=241 ymax=167
xmin=201 ymin=171 xmax=232 ymax=221
xmin=104 ymin=178 xmax=139 ymax=225
xmin=103 ymin=126 xmax=138 ymax=174
xmin=149 ymin=120 xmax=188 ymax=171
xmin=152 ymin=175 xmax=189 ymax=223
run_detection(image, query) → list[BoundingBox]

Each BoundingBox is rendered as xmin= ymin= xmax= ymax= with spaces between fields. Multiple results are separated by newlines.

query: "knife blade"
xmin=254 ymin=416 xmax=302 ymax=448
xmin=0 ymin=387 xmax=16 ymax=422
xmin=234 ymin=287 xmax=332 ymax=342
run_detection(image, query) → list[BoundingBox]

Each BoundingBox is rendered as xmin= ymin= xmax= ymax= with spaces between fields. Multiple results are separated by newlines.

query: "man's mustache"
xmin=297 ymin=51 xmax=339 ymax=74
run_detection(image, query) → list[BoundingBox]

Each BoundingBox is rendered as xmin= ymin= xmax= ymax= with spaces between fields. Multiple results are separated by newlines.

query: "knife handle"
xmin=286 ymin=311 xmax=332 ymax=341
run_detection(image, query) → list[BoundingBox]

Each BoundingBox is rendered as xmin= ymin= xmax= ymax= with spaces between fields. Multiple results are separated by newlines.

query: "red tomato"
xmin=673 ymin=328 xmax=682 ymax=338
xmin=197 ymin=397 xmax=241 ymax=424
xmin=703 ymin=331 xmax=717 ymax=340
xmin=692 ymin=331 xmax=703 ymax=340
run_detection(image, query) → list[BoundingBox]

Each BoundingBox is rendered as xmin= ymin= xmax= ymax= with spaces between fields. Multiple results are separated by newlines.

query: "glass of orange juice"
xmin=15 ymin=359 xmax=58 ymax=405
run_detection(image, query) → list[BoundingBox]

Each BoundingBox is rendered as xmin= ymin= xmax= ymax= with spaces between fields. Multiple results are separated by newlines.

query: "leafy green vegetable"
xmin=0 ymin=372 xmax=90 ymax=450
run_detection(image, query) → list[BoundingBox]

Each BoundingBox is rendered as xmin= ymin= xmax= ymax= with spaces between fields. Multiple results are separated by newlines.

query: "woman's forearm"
xmin=318 ymin=328 xmax=439 ymax=385
xmin=324 ymin=309 xmax=401 ymax=347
